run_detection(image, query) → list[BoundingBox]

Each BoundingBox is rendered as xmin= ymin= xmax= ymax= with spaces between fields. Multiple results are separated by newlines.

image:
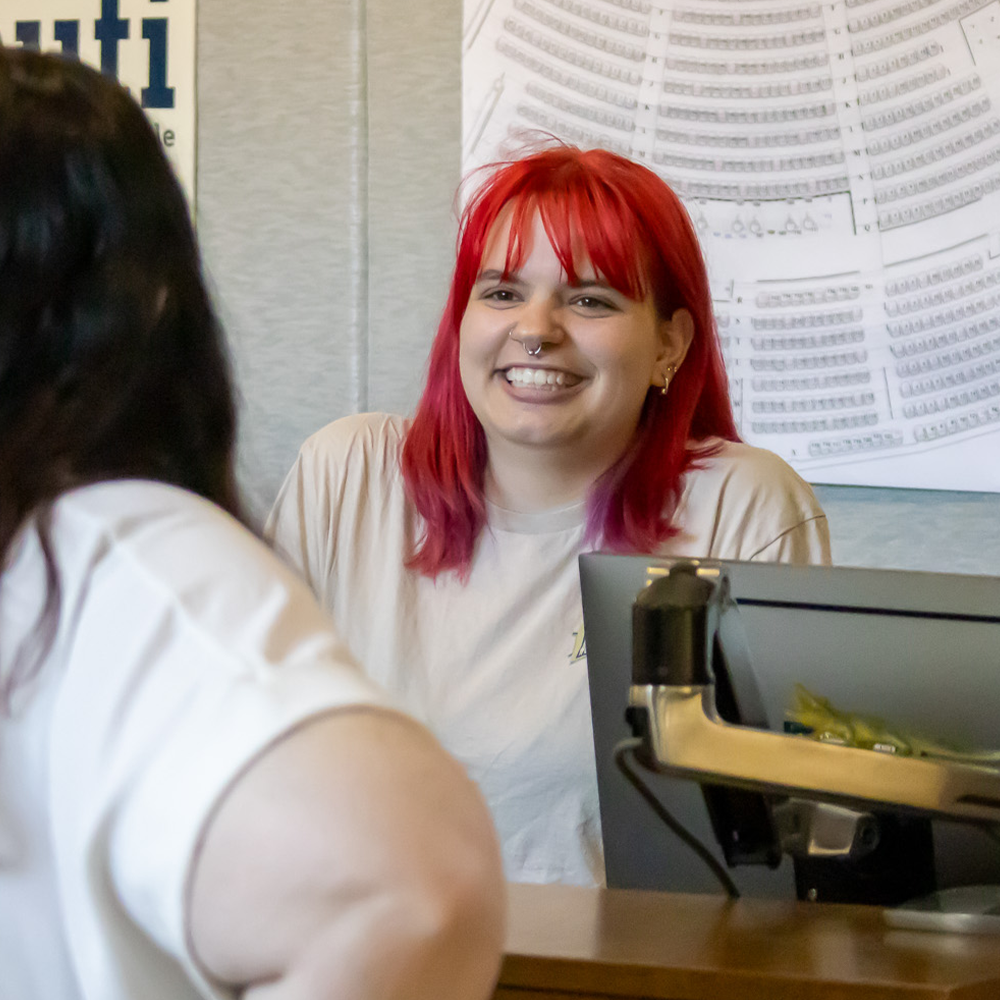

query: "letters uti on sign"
xmin=0 ymin=0 xmax=197 ymax=203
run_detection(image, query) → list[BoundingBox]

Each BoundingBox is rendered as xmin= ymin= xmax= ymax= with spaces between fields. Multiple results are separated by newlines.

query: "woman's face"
xmin=458 ymin=210 xmax=691 ymax=478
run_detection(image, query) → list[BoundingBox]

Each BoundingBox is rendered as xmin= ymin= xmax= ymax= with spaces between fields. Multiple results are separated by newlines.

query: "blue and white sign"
xmin=1 ymin=0 xmax=196 ymax=203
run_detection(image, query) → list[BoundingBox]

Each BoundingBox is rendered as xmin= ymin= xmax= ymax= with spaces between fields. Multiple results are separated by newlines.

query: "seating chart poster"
xmin=463 ymin=0 xmax=1000 ymax=491
xmin=1 ymin=0 xmax=196 ymax=204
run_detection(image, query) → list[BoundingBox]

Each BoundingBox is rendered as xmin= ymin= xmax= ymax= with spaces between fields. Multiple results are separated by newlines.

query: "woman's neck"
xmin=483 ymin=444 xmax=606 ymax=513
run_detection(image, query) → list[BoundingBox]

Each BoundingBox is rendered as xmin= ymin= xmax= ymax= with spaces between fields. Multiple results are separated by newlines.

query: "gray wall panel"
xmin=197 ymin=0 xmax=365 ymax=519
xmin=366 ymin=0 xmax=463 ymax=416
xmin=814 ymin=485 xmax=1000 ymax=576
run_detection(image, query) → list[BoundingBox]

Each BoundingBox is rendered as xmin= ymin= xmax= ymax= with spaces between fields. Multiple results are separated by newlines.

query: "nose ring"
xmin=509 ymin=328 xmax=544 ymax=357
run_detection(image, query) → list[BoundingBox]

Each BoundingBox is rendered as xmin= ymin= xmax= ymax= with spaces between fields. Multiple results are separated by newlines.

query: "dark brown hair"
xmin=0 ymin=48 xmax=242 ymax=706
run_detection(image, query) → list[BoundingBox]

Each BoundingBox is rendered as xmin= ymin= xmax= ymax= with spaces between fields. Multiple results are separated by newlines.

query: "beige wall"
xmin=194 ymin=0 xmax=1000 ymax=575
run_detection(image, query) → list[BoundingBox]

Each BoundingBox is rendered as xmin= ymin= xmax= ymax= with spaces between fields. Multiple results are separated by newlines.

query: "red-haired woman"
xmin=268 ymin=146 xmax=831 ymax=887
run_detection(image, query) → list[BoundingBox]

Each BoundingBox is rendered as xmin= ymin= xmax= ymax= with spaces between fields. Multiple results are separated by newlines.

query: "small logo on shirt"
xmin=570 ymin=622 xmax=587 ymax=662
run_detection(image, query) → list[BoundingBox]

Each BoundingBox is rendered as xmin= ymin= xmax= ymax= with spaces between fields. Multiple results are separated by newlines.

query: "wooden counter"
xmin=496 ymin=883 xmax=1000 ymax=1000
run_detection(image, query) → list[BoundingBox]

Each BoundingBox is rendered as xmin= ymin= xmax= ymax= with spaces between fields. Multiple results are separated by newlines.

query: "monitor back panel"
xmin=580 ymin=555 xmax=1000 ymax=895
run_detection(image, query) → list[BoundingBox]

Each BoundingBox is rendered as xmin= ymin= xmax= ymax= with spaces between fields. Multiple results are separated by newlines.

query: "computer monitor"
xmin=580 ymin=555 xmax=1000 ymax=898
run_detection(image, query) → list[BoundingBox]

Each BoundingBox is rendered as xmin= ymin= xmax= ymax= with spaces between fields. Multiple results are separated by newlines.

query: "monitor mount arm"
xmin=627 ymin=563 xmax=1000 ymax=858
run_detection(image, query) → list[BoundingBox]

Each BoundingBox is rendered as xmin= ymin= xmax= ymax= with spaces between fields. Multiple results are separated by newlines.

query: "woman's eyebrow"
xmin=475 ymin=268 xmax=519 ymax=283
xmin=473 ymin=270 xmax=618 ymax=292
xmin=570 ymin=277 xmax=616 ymax=290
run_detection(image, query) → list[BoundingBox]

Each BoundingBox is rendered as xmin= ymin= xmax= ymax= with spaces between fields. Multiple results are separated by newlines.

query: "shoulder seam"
xmin=746 ymin=513 xmax=828 ymax=561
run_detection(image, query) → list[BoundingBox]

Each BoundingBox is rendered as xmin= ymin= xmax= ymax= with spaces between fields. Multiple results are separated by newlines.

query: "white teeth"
xmin=505 ymin=367 xmax=567 ymax=388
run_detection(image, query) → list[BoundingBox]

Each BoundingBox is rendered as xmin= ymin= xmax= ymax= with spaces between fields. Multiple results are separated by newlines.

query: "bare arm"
xmin=187 ymin=708 xmax=506 ymax=1000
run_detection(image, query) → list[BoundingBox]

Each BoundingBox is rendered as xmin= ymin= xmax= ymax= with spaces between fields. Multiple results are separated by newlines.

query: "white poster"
xmin=464 ymin=0 xmax=1000 ymax=491
xmin=1 ymin=0 xmax=196 ymax=204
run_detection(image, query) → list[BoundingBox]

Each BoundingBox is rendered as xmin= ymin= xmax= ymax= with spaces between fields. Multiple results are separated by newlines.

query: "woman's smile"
xmin=501 ymin=366 xmax=584 ymax=391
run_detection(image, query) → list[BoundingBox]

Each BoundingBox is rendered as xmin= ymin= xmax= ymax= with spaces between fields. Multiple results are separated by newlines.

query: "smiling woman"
xmin=267 ymin=145 xmax=832 ymax=888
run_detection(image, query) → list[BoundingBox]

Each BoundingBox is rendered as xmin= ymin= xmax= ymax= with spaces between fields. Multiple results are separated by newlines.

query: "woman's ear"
xmin=650 ymin=308 xmax=694 ymax=388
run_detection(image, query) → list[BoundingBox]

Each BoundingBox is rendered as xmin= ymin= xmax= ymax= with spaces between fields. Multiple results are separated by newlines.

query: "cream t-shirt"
xmin=268 ymin=413 xmax=830 ymax=885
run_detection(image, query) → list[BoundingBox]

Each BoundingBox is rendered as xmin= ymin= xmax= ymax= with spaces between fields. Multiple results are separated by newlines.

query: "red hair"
xmin=401 ymin=145 xmax=739 ymax=578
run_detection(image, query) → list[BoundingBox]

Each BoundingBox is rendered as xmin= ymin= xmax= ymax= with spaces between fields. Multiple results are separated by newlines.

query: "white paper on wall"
xmin=1 ymin=0 xmax=196 ymax=206
xmin=463 ymin=0 xmax=1000 ymax=491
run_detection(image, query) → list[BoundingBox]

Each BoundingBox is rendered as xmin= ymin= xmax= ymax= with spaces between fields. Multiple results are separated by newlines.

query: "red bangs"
xmin=459 ymin=151 xmax=654 ymax=305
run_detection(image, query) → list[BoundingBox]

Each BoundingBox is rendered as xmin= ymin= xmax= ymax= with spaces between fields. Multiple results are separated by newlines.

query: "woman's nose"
xmin=508 ymin=294 xmax=563 ymax=348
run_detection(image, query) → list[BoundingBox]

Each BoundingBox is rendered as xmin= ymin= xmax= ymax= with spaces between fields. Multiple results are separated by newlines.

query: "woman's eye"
xmin=482 ymin=287 xmax=519 ymax=304
xmin=572 ymin=295 xmax=615 ymax=311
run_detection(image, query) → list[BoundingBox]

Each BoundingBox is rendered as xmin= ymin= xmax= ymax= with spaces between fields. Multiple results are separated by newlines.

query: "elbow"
xmin=398 ymin=816 xmax=507 ymax=1000
xmin=244 ymin=837 xmax=507 ymax=1000
xmin=331 ymin=778 xmax=507 ymax=1000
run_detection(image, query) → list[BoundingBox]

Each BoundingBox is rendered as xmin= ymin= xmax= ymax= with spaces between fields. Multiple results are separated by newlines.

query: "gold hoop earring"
xmin=660 ymin=365 xmax=677 ymax=396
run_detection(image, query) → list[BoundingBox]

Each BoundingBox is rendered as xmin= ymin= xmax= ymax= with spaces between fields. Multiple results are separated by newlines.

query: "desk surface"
xmin=497 ymin=883 xmax=1000 ymax=1000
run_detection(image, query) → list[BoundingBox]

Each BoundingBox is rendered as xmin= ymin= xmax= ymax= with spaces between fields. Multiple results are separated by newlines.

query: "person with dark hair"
xmin=0 ymin=47 xmax=505 ymax=1000
xmin=268 ymin=145 xmax=831 ymax=886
